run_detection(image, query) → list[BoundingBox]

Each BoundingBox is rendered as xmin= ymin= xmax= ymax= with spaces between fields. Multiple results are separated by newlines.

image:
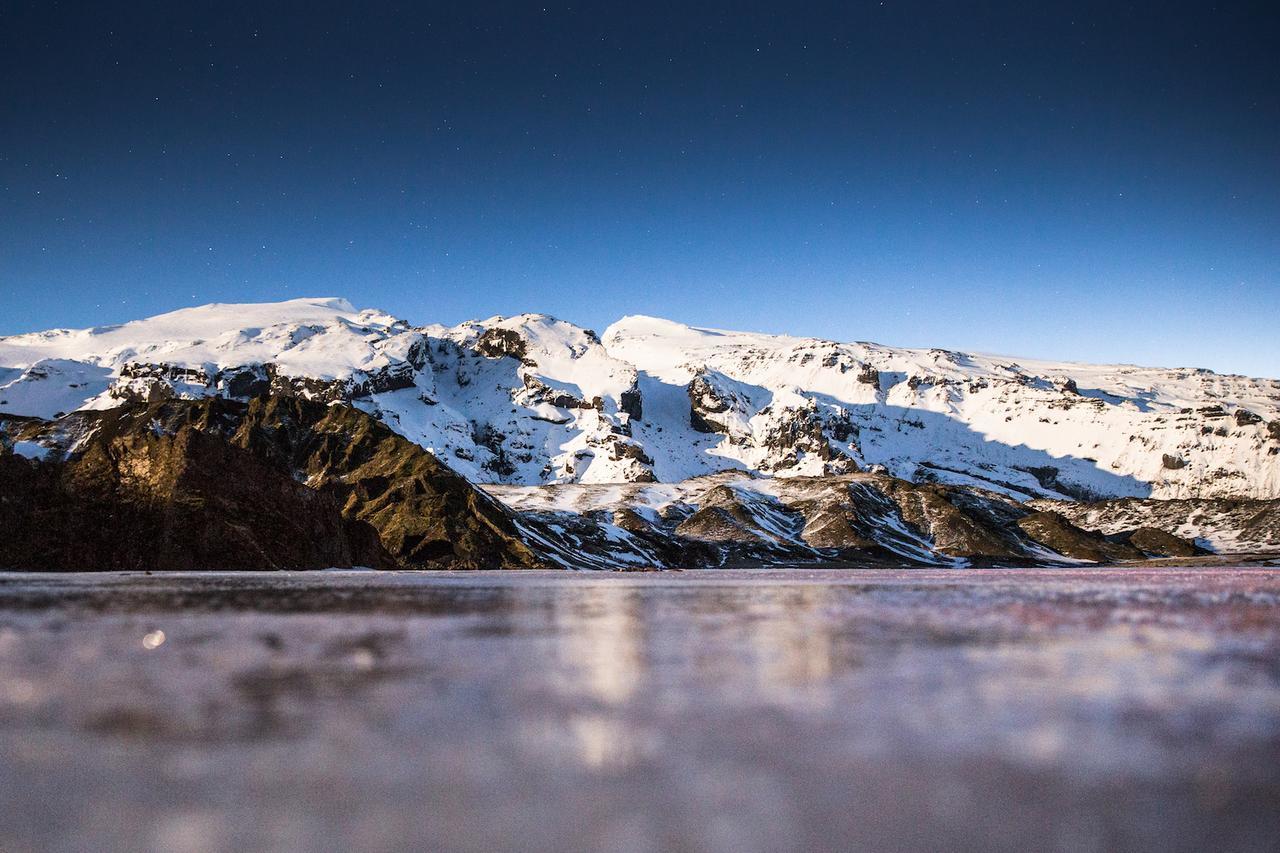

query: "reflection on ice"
xmin=550 ymin=585 xmax=646 ymax=705
xmin=740 ymin=586 xmax=840 ymax=704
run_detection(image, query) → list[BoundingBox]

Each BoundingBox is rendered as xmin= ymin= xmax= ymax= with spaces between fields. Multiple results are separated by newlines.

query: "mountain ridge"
xmin=3 ymin=297 xmax=1278 ymax=501
xmin=6 ymin=396 xmax=1246 ymax=571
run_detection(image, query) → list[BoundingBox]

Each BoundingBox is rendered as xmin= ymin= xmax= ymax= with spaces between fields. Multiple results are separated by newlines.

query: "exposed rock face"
xmin=107 ymin=350 xmax=426 ymax=408
xmin=520 ymin=374 xmax=595 ymax=410
xmin=0 ymin=411 xmax=390 ymax=571
xmin=1032 ymin=496 xmax=1280 ymax=554
xmin=789 ymin=483 xmax=886 ymax=552
xmin=675 ymin=504 xmax=768 ymax=544
xmin=475 ymin=327 xmax=531 ymax=363
xmin=1114 ymin=527 xmax=1204 ymax=558
xmin=753 ymin=400 xmax=858 ymax=474
xmin=1014 ymin=512 xmax=1145 ymax=563
xmin=0 ymin=396 xmax=549 ymax=571
xmin=687 ymin=371 xmax=750 ymax=435
xmin=434 ymin=314 xmax=652 ymax=483
xmin=225 ymin=396 xmax=545 ymax=569
xmin=876 ymin=479 xmax=1023 ymax=559
xmin=674 ymin=485 xmax=803 ymax=553
xmin=619 ymin=389 xmax=643 ymax=421
xmin=604 ymin=315 xmax=1280 ymax=499
xmin=685 ymin=370 xmax=860 ymax=477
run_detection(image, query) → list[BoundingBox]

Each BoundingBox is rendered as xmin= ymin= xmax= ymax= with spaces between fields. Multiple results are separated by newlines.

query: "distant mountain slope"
xmin=3 ymin=297 xmax=1278 ymax=499
xmin=603 ymin=315 xmax=1280 ymax=499
xmin=487 ymin=472 xmax=1231 ymax=568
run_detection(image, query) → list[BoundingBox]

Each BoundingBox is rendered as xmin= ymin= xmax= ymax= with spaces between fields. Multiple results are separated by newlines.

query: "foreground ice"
xmin=0 ymin=568 xmax=1278 ymax=852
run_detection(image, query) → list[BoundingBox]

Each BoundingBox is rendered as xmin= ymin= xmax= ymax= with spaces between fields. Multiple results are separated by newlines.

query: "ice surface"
xmin=0 ymin=568 xmax=1277 ymax=852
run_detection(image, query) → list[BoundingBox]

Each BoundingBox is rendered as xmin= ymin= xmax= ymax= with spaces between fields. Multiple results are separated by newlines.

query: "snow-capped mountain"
xmin=3 ymin=297 xmax=1278 ymax=500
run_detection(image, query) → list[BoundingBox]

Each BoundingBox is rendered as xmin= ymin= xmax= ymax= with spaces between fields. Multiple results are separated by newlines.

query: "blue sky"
xmin=2 ymin=1 xmax=1277 ymax=376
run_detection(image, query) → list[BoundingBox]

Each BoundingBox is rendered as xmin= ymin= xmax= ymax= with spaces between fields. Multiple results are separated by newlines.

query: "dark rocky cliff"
xmin=0 ymin=396 xmax=545 ymax=571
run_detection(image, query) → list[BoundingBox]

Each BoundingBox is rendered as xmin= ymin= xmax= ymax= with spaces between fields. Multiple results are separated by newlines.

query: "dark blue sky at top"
xmin=1 ymin=1 xmax=1277 ymax=376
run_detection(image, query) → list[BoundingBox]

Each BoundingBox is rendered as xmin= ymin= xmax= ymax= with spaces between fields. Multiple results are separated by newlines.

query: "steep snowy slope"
xmin=0 ymin=298 xmax=415 ymax=417
xmin=605 ymin=316 xmax=1280 ymax=499
xmin=3 ymin=298 xmax=1278 ymax=499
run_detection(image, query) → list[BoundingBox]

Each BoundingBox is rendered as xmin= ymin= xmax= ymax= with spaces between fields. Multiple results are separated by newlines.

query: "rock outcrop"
xmin=487 ymin=472 xmax=1238 ymax=569
xmin=0 ymin=396 xmax=548 ymax=571
xmin=1032 ymin=496 xmax=1280 ymax=555
xmin=0 ymin=411 xmax=391 ymax=571
xmin=1014 ymin=512 xmax=1145 ymax=563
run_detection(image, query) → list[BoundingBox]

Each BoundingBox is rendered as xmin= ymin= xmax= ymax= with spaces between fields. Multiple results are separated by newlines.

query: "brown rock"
xmin=1015 ymin=511 xmax=1144 ymax=562
xmin=1118 ymin=527 xmax=1203 ymax=558
xmin=0 ymin=418 xmax=391 ymax=571
xmin=876 ymin=479 xmax=1022 ymax=559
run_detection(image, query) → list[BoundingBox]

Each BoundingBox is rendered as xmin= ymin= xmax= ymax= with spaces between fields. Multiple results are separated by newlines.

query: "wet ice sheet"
xmin=1 ymin=568 xmax=1278 ymax=853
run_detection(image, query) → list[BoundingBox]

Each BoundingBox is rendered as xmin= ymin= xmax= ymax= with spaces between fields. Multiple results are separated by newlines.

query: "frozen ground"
xmin=1 ymin=568 xmax=1278 ymax=853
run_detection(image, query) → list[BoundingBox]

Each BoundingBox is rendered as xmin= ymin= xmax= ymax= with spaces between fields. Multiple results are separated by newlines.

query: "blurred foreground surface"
xmin=1 ymin=568 xmax=1278 ymax=853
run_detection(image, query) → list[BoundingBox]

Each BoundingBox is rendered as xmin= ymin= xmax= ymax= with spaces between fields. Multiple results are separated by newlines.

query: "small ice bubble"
xmin=142 ymin=630 xmax=166 ymax=650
